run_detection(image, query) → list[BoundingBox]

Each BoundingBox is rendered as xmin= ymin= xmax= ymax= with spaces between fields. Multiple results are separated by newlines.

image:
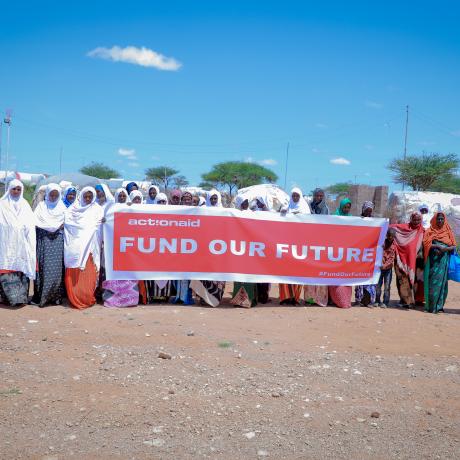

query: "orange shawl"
xmin=422 ymin=212 xmax=456 ymax=261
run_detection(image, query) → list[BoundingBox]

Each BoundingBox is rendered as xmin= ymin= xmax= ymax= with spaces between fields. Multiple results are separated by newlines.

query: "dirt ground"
xmin=1 ymin=282 xmax=459 ymax=460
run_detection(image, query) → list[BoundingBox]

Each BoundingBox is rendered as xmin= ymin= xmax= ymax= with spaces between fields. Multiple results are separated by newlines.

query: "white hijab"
xmin=206 ymin=189 xmax=222 ymax=207
xmin=34 ymin=183 xmax=67 ymax=232
xmin=0 ymin=179 xmax=37 ymax=279
xmin=155 ymin=192 xmax=168 ymax=204
xmin=114 ymin=187 xmax=130 ymax=204
xmin=146 ymin=185 xmax=159 ymax=204
xmin=129 ymin=190 xmax=144 ymax=203
xmin=288 ymin=187 xmax=311 ymax=214
xmin=64 ymin=186 xmax=103 ymax=271
xmin=96 ymin=183 xmax=115 ymax=211
xmin=255 ymin=193 xmax=273 ymax=212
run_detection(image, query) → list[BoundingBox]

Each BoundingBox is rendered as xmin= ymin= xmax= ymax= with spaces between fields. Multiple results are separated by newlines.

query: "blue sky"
xmin=1 ymin=0 xmax=459 ymax=192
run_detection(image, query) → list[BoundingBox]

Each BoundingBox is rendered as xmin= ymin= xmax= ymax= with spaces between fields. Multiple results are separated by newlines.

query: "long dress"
xmin=102 ymin=280 xmax=139 ymax=308
xmin=0 ymin=180 xmax=36 ymax=306
xmin=65 ymin=254 xmax=98 ymax=309
xmin=190 ymin=280 xmax=225 ymax=307
xmin=304 ymin=285 xmax=329 ymax=307
xmin=231 ymin=282 xmax=257 ymax=308
xmin=329 ymin=286 xmax=353 ymax=308
xmin=32 ymin=227 xmax=65 ymax=306
xmin=423 ymin=241 xmax=451 ymax=313
xmin=144 ymin=280 xmax=175 ymax=303
xmin=279 ymin=284 xmax=303 ymax=305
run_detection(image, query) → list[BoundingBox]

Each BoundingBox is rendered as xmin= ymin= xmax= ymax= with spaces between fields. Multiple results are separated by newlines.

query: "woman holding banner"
xmin=391 ymin=212 xmax=425 ymax=308
xmin=231 ymin=197 xmax=259 ymax=308
xmin=64 ymin=187 xmax=103 ymax=309
xmin=190 ymin=190 xmax=226 ymax=307
xmin=328 ymin=198 xmax=353 ymax=308
xmin=279 ymin=188 xmax=309 ymax=305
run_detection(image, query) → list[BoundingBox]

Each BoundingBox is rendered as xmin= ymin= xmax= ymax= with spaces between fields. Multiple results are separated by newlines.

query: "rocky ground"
xmin=1 ymin=285 xmax=459 ymax=460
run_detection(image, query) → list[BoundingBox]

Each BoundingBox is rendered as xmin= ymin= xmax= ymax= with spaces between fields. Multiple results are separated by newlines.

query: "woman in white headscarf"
xmin=95 ymin=184 xmax=115 ymax=212
xmin=114 ymin=188 xmax=129 ymax=204
xmin=64 ymin=186 xmax=103 ymax=309
xmin=205 ymin=189 xmax=223 ymax=207
xmin=0 ymin=180 xmax=36 ymax=306
xmin=287 ymin=187 xmax=311 ymax=215
xmin=32 ymin=183 xmax=66 ymax=307
xmin=146 ymin=185 xmax=159 ymax=204
xmin=129 ymin=190 xmax=143 ymax=204
xmin=279 ymin=188 xmax=309 ymax=306
xmin=190 ymin=190 xmax=226 ymax=307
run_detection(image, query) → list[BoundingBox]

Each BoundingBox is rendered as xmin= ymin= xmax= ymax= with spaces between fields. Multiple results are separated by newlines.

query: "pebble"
xmin=271 ymin=392 xmax=281 ymax=398
xmin=356 ymin=418 xmax=366 ymax=423
xmin=445 ymin=365 xmax=458 ymax=372
xmin=28 ymin=320 xmax=39 ymax=324
xmin=145 ymin=333 xmax=151 ymax=337
xmin=257 ymin=449 xmax=269 ymax=457
xmin=143 ymin=439 xmax=165 ymax=447
xmin=187 ymin=331 xmax=195 ymax=336
xmin=6 ymin=333 xmax=13 ymax=337
xmin=158 ymin=352 xmax=172 ymax=360
xmin=244 ymin=432 xmax=256 ymax=439
xmin=303 ymin=413 xmax=311 ymax=418
xmin=371 ymin=411 xmax=380 ymax=418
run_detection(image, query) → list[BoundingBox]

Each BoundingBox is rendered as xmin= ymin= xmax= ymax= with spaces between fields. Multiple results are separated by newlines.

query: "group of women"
xmin=0 ymin=180 xmax=456 ymax=313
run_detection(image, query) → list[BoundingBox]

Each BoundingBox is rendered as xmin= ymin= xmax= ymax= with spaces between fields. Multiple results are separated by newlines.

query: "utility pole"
xmin=4 ymin=111 xmax=12 ymax=178
xmin=283 ymin=142 xmax=290 ymax=190
xmin=402 ymin=105 xmax=409 ymax=191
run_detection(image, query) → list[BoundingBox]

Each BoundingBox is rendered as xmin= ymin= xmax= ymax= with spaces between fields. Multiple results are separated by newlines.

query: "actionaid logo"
xmin=128 ymin=218 xmax=200 ymax=227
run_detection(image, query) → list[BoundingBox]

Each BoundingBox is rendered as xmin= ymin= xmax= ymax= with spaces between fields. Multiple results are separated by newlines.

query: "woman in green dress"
xmin=423 ymin=212 xmax=457 ymax=313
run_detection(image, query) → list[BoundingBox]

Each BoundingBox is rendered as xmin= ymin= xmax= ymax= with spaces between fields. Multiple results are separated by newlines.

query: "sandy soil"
xmin=1 ymin=283 xmax=459 ymax=460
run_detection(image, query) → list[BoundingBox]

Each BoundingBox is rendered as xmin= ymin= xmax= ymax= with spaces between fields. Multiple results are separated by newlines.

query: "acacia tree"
xmin=200 ymin=161 xmax=278 ymax=195
xmin=80 ymin=162 xmax=120 ymax=179
xmin=145 ymin=166 xmax=188 ymax=191
xmin=388 ymin=153 xmax=459 ymax=191
xmin=324 ymin=182 xmax=352 ymax=196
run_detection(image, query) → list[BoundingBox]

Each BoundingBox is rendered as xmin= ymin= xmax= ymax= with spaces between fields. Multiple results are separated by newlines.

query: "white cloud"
xmin=118 ymin=148 xmax=137 ymax=160
xmin=87 ymin=46 xmax=182 ymax=71
xmin=260 ymin=158 xmax=277 ymax=166
xmin=128 ymin=162 xmax=140 ymax=168
xmin=365 ymin=100 xmax=383 ymax=109
xmin=330 ymin=157 xmax=351 ymax=165
xmin=244 ymin=157 xmax=254 ymax=163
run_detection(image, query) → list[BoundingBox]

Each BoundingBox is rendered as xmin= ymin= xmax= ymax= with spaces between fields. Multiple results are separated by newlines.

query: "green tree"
xmin=200 ymin=161 xmax=278 ymax=195
xmin=388 ymin=153 xmax=459 ymax=191
xmin=325 ymin=182 xmax=352 ymax=196
xmin=79 ymin=162 xmax=120 ymax=179
xmin=145 ymin=166 xmax=188 ymax=190
xmin=430 ymin=174 xmax=460 ymax=194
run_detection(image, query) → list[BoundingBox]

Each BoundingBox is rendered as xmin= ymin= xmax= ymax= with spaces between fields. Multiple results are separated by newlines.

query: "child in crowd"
xmin=376 ymin=228 xmax=396 ymax=307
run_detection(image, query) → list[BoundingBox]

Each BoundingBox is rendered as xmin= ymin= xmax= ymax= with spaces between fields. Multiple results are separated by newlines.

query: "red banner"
xmin=103 ymin=205 xmax=388 ymax=285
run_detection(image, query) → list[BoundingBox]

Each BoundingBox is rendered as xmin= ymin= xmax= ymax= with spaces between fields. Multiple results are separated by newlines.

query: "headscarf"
xmin=206 ymin=190 xmax=222 ymax=207
xmin=114 ymin=188 xmax=130 ymax=204
xmin=170 ymin=189 xmax=182 ymax=203
xmin=146 ymin=185 xmax=160 ymax=204
xmin=129 ymin=190 xmax=143 ymax=203
xmin=62 ymin=186 xmax=77 ymax=208
xmin=198 ymin=196 xmax=206 ymax=206
xmin=155 ymin=192 xmax=168 ymax=204
xmin=309 ymin=188 xmax=329 ymax=215
xmin=334 ymin=198 xmax=352 ymax=216
xmin=95 ymin=184 xmax=115 ymax=210
xmin=34 ymin=183 xmax=66 ymax=232
xmin=126 ymin=182 xmax=138 ymax=194
xmin=361 ymin=201 xmax=374 ymax=216
xmin=422 ymin=212 xmax=456 ymax=261
xmin=0 ymin=179 xmax=37 ymax=279
xmin=390 ymin=212 xmax=425 ymax=284
xmin=255 ymin=193 xmax=272 ymax=212
xmin=288 ymin=187 xmax=311 ymax=214
xmin=64 ymin=186 xmax=103 ymax=271
xmin=235 ymin=195 xmax=251 ymax=212
xmin=419 ymin=203 xmax=431 ymax=229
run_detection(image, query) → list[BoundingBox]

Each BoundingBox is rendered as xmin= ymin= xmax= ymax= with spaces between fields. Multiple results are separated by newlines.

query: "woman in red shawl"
xmin=390 ymin=212 xmax=425 ymax=308
xmin=423 ymin=212 xmax=456 ymax=313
